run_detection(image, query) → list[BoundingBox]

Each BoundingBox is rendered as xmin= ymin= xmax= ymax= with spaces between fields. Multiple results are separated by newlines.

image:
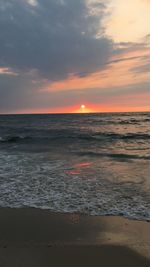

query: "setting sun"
xmin=81 ymin=105 xmax=85 ymax=110
xmin=80 ymin=104 xmax=88 ymax=113
xmin=72 ymin=104 xmax=92 ymax=113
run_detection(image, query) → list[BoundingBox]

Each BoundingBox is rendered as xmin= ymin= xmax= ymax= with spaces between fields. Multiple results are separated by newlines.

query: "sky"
xmin=0 ymin=0 xmax=149 ymax=114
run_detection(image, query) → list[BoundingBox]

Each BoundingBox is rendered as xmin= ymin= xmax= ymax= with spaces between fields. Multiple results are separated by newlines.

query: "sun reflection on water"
xmin=66 ymin=162 xmax=93 ymax=175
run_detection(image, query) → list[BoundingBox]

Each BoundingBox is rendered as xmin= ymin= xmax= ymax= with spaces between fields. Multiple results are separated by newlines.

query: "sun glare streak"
xmin=65 ymin=162 xmax=93 ymax=176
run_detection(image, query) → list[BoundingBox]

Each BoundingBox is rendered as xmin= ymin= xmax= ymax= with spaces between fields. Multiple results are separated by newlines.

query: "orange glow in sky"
xmin=11 ymin=101 xmax=150 ymax=115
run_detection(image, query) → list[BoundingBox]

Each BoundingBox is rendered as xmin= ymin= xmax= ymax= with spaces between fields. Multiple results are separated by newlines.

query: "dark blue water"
xmin=0 ymin=112 xmax=150 ymax=220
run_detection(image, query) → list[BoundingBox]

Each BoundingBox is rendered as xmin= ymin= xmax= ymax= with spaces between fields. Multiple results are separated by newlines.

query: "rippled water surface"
xmin=0 ymin=112 xmax=150 ymax=220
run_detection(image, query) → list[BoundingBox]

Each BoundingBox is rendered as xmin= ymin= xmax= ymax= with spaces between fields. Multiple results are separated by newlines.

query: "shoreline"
xmin=0 ymin=208 xmax=149 ymax=266
xmin=0 ymin=206 xmax=149 ymax=222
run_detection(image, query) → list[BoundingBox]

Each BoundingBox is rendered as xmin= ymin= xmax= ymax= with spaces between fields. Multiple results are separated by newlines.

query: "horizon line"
xmin=0 ymin=110 xmax=150 ymax=116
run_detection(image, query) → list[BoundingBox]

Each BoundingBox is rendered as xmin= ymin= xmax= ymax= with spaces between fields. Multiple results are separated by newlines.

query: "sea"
xmin=0 ymin=112 xmax=150 ymax=221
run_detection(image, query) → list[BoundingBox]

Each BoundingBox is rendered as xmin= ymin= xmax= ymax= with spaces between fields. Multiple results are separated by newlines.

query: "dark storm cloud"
xmin=0 ymin=72 xmax=43 ymax=112
xmin=0 ymin=0 xmax=113 ymax=80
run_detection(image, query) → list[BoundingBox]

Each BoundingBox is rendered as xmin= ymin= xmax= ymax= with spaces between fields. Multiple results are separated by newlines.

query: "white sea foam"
xmin=0 ymin=151 xmax=149 ymax=221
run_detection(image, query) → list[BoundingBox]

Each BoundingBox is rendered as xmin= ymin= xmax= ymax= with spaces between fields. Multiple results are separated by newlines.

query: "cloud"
xmin=27 ymin=0 xmax=38 ymax=6
xmin=130 ymin=51 xmax=150 ymax=74
xmin=0 ymin=67 xmax=17 ymax=75
xmin=0 ymin=73 xmax=40 ymax=112
xmin=0 ymin=0 xmax=113 ymax=80
xmin=0 ymin=0 xmax=149 ymax=113
xmin=131 ymin=62 xmax=150 ymax=74
xmin=0 ymin=68 xmax=149 ymax=113
xmin=48 ymin=82 xmax=150 ymax=111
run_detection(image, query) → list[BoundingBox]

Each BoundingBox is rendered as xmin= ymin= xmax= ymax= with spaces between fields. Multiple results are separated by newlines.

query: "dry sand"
xmin=0 ymin=208 xmax=149 ymax=266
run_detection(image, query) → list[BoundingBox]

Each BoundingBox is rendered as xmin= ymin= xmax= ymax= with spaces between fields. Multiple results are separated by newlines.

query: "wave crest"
xmin=0 ymin=132 xmax=150 ymax=143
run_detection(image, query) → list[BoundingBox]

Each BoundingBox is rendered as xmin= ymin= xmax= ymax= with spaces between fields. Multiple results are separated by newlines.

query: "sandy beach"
xmin=0 ymin=208 xmax=149 ymax=266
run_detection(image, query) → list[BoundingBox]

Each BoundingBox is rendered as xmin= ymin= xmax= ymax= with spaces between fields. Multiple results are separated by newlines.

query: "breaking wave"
xmin=0 ymin=132 xmax=150 ymax=143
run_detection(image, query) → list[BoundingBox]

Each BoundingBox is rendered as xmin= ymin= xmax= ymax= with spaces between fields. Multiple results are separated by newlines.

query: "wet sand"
xmin=0 ymin=208 xmax=149 ymax=266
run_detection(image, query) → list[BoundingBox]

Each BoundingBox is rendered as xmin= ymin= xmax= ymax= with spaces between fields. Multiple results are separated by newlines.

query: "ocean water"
xmin=0 ymin=112 xmax=150 ymax=221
